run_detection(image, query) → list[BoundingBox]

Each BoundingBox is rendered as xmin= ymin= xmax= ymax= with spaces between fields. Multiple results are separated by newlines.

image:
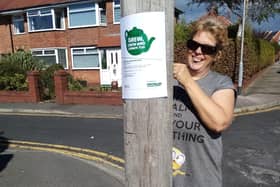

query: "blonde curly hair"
xmin=192 ymin=17 xmax=229 ymax=49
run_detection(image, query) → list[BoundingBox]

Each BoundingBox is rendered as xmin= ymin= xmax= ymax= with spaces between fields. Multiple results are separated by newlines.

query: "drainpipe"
xmin=8 ymin=16 xmax=15 ymax=53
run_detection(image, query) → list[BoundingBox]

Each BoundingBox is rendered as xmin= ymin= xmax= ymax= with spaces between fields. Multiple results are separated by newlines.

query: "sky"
xmin=175 ymin=0 xmax=280 ymax=32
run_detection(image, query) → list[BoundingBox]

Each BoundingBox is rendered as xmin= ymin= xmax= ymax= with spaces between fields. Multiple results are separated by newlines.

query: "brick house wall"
xmin=0 ymin=0 xmax=121 ymax=86
xmin=0 ymin=15 xmax=13 ymax=53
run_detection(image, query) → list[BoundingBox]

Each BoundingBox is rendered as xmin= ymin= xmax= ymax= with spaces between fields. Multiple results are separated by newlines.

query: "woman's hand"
xmin=173 ymin=63 xmax=191 ymax=86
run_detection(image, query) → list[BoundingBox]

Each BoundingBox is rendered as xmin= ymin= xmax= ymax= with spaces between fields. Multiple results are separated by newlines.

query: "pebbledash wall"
xmin=0 ymin=0 xmax=120 ymax=86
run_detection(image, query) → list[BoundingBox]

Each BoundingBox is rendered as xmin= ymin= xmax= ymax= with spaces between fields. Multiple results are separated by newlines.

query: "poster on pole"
xmin=120 ymin=12 xmax=167 ymax=99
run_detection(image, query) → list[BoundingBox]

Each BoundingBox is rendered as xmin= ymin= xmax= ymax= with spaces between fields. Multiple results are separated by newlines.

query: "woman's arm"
xmin=173 ymin=63 xmax=235 ymax=133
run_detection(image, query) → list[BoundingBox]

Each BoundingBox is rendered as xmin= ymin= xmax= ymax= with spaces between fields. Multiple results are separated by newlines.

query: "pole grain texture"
xmin=121 ymin=0 xmax=174 ymax=187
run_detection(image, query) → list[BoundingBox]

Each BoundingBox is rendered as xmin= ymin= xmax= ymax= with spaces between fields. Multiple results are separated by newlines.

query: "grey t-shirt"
xmin=172 ymin=71 xmax=235 ymax=187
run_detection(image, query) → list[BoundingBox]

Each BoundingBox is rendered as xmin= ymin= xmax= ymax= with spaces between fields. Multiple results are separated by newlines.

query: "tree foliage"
xmin=174 ymin=21 xmax=193 ymax=46
xmin=188 ymin=0 xmax=280 ymax=23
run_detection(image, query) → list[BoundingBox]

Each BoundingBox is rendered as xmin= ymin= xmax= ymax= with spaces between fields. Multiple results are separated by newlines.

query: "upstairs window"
xmin=68 ymin=3 xmax=97 ymax=27
xmin=12 ymin=15 xmax=25 ymax=34
xmin=99 ymin=2 xmax=106 ymax=25
xmin=68 ymin=2 xmax=106 ymax=28
xmin=55 ymin=8 xmax=65 ymax=29
xmin=113 ymin=0 xmax=120 ymax=23
xmin=27 ymin=8 xmax=64 ymax=32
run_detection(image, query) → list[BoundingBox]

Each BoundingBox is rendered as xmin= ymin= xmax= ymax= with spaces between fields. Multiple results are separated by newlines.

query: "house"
xmin=262 ymin=31 xmax=280 ymax=45
xmin=0 ymin=0 xmax=122 ymax=87
xmin=0 ymin=0 xmax=183 ymax=88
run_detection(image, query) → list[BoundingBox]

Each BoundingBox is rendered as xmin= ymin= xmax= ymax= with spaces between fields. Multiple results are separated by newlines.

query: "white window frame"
xmin=71 ymin=47 xmax=101 ymax=70
xmin=31 ymin=48 xmax=68 ymax=69
xmin=27 ymin=8 xmax=65 ymax=32
xmin=67 ymin=2 xmax=105 ymax=28
xmin=113 ymin=0 xmax=120 ymax=24
xmin=12 ymin=15 xmax=25 ymax=34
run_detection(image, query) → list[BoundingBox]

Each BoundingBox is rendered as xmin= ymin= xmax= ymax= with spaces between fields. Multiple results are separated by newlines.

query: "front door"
xmin=100 ymin=49 xmax=122 ymax=87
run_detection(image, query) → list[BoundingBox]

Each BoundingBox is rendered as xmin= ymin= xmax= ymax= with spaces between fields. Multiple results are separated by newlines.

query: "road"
xmin=223 ymin=109 xmax=280 ymax=187
xmin=0 ymin=116 xmax=124 ymax=187
xmin=0 ymin=109 xmax=280 ymax=187
xmin=0 ymin=115 xmax=124 ymax=157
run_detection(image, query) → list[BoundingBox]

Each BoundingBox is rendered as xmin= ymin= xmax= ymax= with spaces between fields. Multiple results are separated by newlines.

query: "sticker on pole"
xmin=121 ymin=12 xmax=167 ymax=99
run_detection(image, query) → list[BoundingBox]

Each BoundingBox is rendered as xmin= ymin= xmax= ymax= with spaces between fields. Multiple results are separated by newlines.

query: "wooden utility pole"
xmin=121 ymin=0 xmax=173 ymax=187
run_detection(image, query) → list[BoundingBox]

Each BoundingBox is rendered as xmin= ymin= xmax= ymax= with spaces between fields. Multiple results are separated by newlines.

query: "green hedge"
xmin=258 ymin=39 xmax=275 ymax=68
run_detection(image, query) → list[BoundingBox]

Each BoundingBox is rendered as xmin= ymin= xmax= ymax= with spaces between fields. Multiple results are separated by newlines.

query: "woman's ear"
xmin=214 ymin=51 xmax=222 ymax=61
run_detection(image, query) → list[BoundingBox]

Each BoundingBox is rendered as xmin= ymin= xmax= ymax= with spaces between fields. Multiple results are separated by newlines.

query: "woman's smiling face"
xmin=187 ymin=30 xmax=218 ymax=77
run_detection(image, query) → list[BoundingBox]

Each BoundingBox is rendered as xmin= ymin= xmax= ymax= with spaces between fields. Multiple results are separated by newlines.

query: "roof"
xmin=198 ymin=9 xmax=232 ymax=27
xmin=263 ymin=31 xmax=278 ymax=41
xmin=258 ymin=30 xmax=280 ymax=43
xmin=272 ymin=31 xmax=280 ymax=43
xmin=0 ymin=0 xmax=83 ymax=13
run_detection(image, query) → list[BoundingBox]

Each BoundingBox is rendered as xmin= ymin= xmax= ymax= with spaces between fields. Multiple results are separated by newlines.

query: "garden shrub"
xmin=67 ymin=76 xmax=85 ymax=91
xmin=0 ymin=73 xmax=27 ymax=91
xmin=39 ymin=63 xmax=87 ymax=99
xmin=40 ymin=64 xmax=64 ymax=100
xmin=0 ymin=50 xmax=43 ymax=74
xmin=0 ymin=50 xmax=43 ymax=91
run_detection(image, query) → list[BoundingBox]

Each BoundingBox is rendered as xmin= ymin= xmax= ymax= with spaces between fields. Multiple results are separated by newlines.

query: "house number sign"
xmin=120 ymin=12 xmax=168 ymax=99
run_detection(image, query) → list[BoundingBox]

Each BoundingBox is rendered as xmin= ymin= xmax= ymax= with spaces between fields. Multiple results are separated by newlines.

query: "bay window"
xmin=27 ymin=8 xmax=64 ymax=32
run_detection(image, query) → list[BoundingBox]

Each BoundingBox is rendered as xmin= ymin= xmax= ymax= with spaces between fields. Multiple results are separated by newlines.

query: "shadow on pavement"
xmin=0 ymin=131 xmax=13 ymax=173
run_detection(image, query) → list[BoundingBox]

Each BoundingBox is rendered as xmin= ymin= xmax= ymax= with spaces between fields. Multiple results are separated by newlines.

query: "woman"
xmin=172 ymin=17 xmax=236 ymax=187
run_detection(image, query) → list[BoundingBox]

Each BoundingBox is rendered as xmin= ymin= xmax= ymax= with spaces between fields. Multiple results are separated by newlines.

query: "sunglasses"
xmin=186 ymin=39 xmax=219 ymax=55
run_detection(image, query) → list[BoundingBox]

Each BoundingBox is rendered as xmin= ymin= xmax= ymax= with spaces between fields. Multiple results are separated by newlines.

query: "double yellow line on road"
xmin=0 ymin=139 xmax=125 ymax=171
xmin=234 ymin=105 xmax=280 ymax=117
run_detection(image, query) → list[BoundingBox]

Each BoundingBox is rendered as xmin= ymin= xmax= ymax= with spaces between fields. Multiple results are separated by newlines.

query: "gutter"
xmin=0 ymin=0 xmax=97 ymax=15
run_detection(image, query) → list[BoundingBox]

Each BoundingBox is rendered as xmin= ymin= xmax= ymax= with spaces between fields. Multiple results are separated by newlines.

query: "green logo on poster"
xmin=125 ymin=27 xmax=155 ymax=55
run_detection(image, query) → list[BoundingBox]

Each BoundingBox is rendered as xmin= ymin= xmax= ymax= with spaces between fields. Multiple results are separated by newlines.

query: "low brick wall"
xmin=54 ymin=70 xmax=122 ymax=105
xmin=0 ymin=71 xmax=41 ymax=103
xmin=63 ymin=91 xmax=122 ymax=105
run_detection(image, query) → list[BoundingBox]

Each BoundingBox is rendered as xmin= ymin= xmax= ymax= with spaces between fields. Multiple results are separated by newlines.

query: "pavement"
xmin=0 ymin=62 xmax=280 ymax=186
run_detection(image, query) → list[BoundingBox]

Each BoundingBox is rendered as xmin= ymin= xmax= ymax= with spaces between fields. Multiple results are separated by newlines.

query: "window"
xmin=27 ymin=8 xmax=64 ymax=32
xmin=113 ymin=0 xmax=120 ymax=23
xmin=99 ymin=2 xmax=106 ymax=25
xmin=68 ymin=3 xmax=97 ymax=27
xmin=68 ymin=2 xmax=106 ymax=28
xmin=55 ymin=8 xmax=65 ymax=29
xmin=13 ymin=15 xmax=25 ymax=34
xmin=71 ymin=47 xmax=100 ymax=69
xmin=32 ymin=48 xmax=67 ymax=68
